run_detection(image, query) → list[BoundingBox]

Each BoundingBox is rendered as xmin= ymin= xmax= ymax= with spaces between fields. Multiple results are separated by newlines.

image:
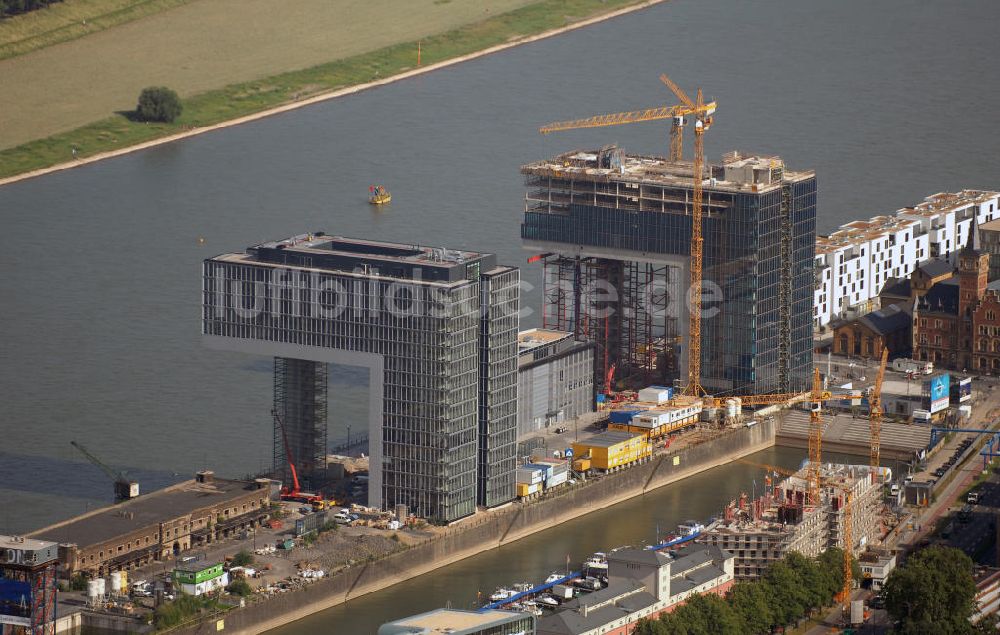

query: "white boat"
xmin=512 ymin=582 xmax=534 ymax=593
xmin=489 ymin=587 xmax=516 ymax=602
xmin=536 ymin=595 xmax=560 ymax=607
xmin=677 ymin=520 xmax=705 ymax=535
xmin=544 ymin=572 xmax=565 ymax=584
xmin=583 ymin=552 xmax=608 ymax=570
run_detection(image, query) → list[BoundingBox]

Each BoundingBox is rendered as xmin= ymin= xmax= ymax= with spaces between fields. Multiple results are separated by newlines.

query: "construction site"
xmin=522 ymin=75 xmax=815 ymax=398
xmin=697 ymin=462 xmax=887 ymax=580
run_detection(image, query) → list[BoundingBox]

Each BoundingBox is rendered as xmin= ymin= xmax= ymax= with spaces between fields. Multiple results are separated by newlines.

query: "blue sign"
xmin=564 ymin=448 xmax=574 ymax=459
xmin=927 ymin=374 xmax=951 ymax=414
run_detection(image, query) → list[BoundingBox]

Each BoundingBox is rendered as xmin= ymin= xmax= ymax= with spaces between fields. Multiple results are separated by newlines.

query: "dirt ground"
xmin=0 ymin=0 xmax=539 ymax=149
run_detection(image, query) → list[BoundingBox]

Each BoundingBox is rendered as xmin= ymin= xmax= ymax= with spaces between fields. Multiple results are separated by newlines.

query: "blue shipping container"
xmin=609 ymin=409 xmax=642 ymax=424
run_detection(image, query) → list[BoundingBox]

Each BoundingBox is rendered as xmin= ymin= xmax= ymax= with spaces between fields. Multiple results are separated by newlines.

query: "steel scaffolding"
xmin=542 ymin=256 xmax=679 ymax=389
xmin=273 ymin=357 xmax=328 ymax=489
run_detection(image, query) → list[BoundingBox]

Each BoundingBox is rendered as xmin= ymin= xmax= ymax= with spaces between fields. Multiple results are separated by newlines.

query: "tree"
xmin=226 ymin=579 xmax=253 ymax=597
xmin=633 ymin=619 xmax=667 ymax=635
xmin=727 ymin=581 xmax=774 ymax=634
xmin=883 ymin=546 xmax=978 ymax=634
xmin=816 ymin=547 xmax=846 ymax=600
xmin=785 ymin=551 xmax=828 ymax=611
xmin=659 ymin=593 xmax=742 ymax=635
xmin=231 ymin=549 xmax=254 ymax=567
xmin=136 ymin=86 xmax=182 ymax=123
xmin=762 ymin=559 xmax=810 ymax=627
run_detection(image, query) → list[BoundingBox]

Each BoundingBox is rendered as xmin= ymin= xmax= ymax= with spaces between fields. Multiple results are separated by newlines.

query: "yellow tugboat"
xmin=368 ymin=184 xmax=391 ymax=205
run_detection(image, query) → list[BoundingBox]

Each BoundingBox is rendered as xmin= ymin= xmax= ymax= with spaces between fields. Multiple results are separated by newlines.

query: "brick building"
xmin=27 ymin=471 xmax=271 ymax=577
xmin=864 ymin=246 xmax=1000 ymax=372
xmin=831 ymin=303 xmax=911 ymax=359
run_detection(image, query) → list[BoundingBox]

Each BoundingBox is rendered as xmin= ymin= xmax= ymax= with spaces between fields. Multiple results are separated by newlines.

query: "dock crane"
xmin=539 ymin=73 xmax=716 ymax=397
xmin=870 ymin=347 xmax=889 ymax=483
xmin=271 ymin=410 xmax=323 ymax=505
xmin=70 ymin=441 xmax=138 ymax=502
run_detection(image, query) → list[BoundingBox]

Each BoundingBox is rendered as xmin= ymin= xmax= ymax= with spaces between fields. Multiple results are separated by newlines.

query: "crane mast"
xmin=840 ymin=491 xmax=854 ymax=607
xmin=870 ymin=347 xmax=889 ymax=482
xmin=686 ymin=91 xmax=708 ymax=397
xmin=807 ymin=367 xmax=824 ymax=503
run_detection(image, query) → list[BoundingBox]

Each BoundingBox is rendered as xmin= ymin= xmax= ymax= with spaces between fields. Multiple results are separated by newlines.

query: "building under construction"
xmin=521 ymin=148 xmax=816 ymax=395
xmin=697 ymin=464 xmax=883 ymax=579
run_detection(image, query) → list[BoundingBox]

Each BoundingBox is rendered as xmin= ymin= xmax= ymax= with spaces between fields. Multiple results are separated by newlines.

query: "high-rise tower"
xmin=521 ymin=148 xmax=816 ymax=395
xmin=203 ymin=234 xmax=519 ymax=522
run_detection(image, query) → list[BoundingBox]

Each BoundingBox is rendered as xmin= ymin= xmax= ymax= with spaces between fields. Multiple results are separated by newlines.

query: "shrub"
xmin=136 ymin=86 xmax=182 ymax=123
xmin=68 ymin=573 xmax=88 ymax=591
xmin=226 ymin=579 xmax=253 ymax=597
xmin=231 ymin=550 xmax=254 ymax=567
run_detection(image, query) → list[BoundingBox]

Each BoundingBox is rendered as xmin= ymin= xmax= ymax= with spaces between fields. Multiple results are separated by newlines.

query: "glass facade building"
xmin=202 ymin=235 xmax=518 ymax=522
xmin=521 ymin=150 xmax=816 ymax=395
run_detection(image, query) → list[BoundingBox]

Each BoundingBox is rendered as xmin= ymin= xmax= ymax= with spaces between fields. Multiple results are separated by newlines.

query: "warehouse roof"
xmin=28 ymin=476 xmax=265 ymax=547
xmin=671 ymin=543 xmax=729 ymax=573
xmin=608 ymin=548 xmax=671 ymax=568
xmin=537 ymin=580 xmax=652 ymax=635
xmin=382 ymin=608 xmax=524 ymax=633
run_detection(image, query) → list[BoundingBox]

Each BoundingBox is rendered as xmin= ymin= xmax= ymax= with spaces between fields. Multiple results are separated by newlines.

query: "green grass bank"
xmin=0 ymin=0 xmax=657 ymax=181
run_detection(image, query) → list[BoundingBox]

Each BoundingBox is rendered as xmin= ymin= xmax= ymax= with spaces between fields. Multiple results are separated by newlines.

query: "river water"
xmin=0 ymin=0 xmax=996 ymax=626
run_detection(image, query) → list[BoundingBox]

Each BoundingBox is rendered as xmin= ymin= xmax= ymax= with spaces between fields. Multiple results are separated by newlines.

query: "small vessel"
xmin=489 ymin=587 xmax=516 ymax=602
xmin=512 ymin=582 xmax=534 ymax=593
xmin=544 ymin=572 xmax=565 ymax=584
xmin=677 ymin=520 xmax=705 ymax=535
xmin=368 ymin=184 xmax=391 ymax=205
xmin=536 ymin=595 xmax=560 ymax=607
xmin=583 ymin=552 xmax=608 ymax=571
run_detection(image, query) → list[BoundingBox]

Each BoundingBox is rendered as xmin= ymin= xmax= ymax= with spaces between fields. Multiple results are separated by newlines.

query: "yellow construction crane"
xmin=808 ymin=368 xmax=824 ymax=504
xmin=839 ymin=491 xmax=854 ymax=608
xmin=870 ymin=347 xmax=889 ymax=482
xmin=537 ymin=73 xmax=716 ymax=398
xmin=538 ymin=74 xmax=716 ymax=163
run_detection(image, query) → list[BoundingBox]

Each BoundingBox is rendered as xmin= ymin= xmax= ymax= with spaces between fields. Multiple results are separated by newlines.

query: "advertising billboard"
xmin=925 ymin=374 xmax=951 ymax=414
xmin=951 ymin=377 xmax=972 ymax=404
xmin=0 ymin=575 xmax=32 ymax=626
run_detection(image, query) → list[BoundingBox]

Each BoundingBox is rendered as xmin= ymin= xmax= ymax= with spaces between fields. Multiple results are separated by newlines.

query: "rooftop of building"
xmin=608 ymin=548 xmax=671 ymax=568
xmin=538 ymin=579 xmax=653 ymax=635
xmin=902 ymin=190 xmax=1000 ymax=218
xmin=815 ymin=190 xmax=999 ymax=257
xmin=175 ymin=562 xmax=223 ymax=574
xmin=518 ymin=328 xmax=573 ymax=351
xmin=670 ymin=543 xmax=731 ymax=574
xmin=920 ymin=259 xmax=955 ymax=278
xmin=28 ymin=475 xmax=265 ymax=547
xmin=574 ymin=430 xmax=645 ymax=448
xmin=0 ymin=535 xmax=57 ymax=552
xmin=705 ymin=464 xmax=878 ymax=536
xmin=522 ymin=148 xmax=813 ymax=194
xmin=210 ymin=233 xmax=503 ymax=285
xmin=981 ymin=218 xmax=1000 ymax=233
xmin=831 ymin=303 xmax=911 ymax=337
xmin=386 ymin=608 xmax=524 ymax=632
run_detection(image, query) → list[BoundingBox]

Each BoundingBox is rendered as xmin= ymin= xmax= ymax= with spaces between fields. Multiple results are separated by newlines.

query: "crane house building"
xmin=27 ymin=472 xmax=270 ymax=577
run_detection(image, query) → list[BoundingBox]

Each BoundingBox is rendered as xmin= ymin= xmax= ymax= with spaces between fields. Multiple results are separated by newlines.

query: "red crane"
xmin=272 ymin=410 xmax=323 ymax=504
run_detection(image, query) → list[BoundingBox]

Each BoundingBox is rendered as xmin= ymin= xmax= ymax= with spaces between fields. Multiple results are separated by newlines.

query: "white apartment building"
xmin=814 ymin=190 xmax=1000 ymax=328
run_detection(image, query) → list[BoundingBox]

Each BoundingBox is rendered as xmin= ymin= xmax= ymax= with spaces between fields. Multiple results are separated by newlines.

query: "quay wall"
xmin=172 ymin=419 xmax=776 ymax=635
